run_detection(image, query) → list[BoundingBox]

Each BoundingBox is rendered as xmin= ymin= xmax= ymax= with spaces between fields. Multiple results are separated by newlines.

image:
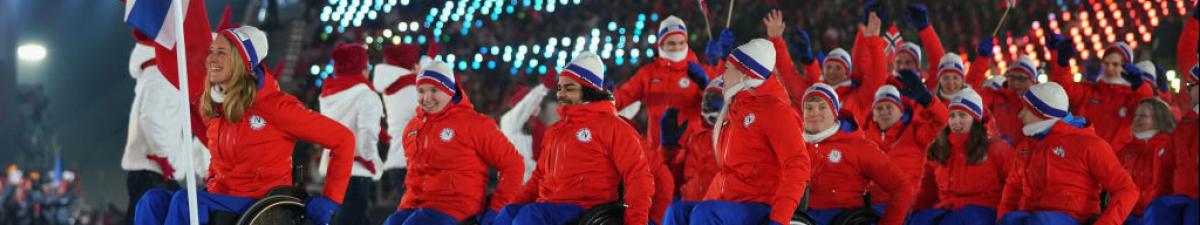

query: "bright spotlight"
xmin=18 ymin=44 xmax=47 ymax=62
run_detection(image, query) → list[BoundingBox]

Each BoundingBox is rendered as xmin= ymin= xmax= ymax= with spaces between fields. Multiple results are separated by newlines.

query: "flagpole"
xmin=170 ymin=0 xmax=200 ymax=225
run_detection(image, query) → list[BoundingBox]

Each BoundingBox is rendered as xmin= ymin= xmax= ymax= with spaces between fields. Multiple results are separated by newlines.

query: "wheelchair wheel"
xmin=236 ymin=187 xmax=309 ymax=225
xmin=828 ymin=206 xmax=880 ymax=225
xmin=789 ymin=211 xmax=817 ymax=225
xmin=572 ymin=202 xmax=626 ymax=225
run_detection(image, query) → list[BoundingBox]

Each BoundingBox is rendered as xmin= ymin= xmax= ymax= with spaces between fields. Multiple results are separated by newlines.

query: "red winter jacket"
xmin=806 ymin=127 xmax=916 ymax=225
xmin=615 ymin=51 xmax=713 ymax=150
xmin=675 ymin=126 xmax=717 ymax=201
xmin=916 ymin=26 xmax=947 ymax=90
xmin=516 ymin=101 xmax=654 ymax=225
xmin=998 ymin=122 xmax=1138 ymax=225
xmin=1049 ymin=52 xmax=1153 ymax=150
xmin=639 ymin=126 xmax=675 ymax=225
xmin=864 ymin=98 xmax=948 ymax=206
xmin=706 ymin=75 xmax=811 ymax=225
xmin=927 ymin=134 xmax=1014 ymax=211
xmin=205 ymin=74 xmax=356 ymax=204
xmin=1157 ymin=111 xmax=1199 ymax=200
xmin=801 ymin=35 xmax=889 ymax=125
xmin=398 ymin=101 xmax=526 ymax=220
xmin=982 ymin=88 xmax=1027 ymax=146
xmin=1116 ymin=133 xmax=1169 ymax=216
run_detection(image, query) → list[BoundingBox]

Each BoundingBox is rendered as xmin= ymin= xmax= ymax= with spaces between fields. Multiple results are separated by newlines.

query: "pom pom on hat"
xmin=384 ymin=44 xmax=421 ymax=68
xmin=726 ymin=38 xmax=777 ymax=80
xmin=332 ymin=43 xmax=368 ymax=75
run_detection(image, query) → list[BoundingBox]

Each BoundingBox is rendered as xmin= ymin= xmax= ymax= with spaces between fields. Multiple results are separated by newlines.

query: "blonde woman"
xmin=133 ymin=26 xmax=356 ymax=225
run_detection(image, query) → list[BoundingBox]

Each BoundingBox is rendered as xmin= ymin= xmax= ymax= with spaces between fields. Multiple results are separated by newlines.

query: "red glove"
xmin=354 ymin=156 xmax=377 ymax=175
xmin=145 ymin=155 xmax=175 ymax=182
xmin=542 ymin=68 xmax=558 ymax=89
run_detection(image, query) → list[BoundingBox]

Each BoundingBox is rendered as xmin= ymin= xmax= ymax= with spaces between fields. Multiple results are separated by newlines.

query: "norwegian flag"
xmin=882 ymin=24 xmax=903 ymax=65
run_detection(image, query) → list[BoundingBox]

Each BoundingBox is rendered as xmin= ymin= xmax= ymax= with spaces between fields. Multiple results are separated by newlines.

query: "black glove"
xmin=897 ymin=69 xmax=933 ymax=106
xmin=906 ymin=3 xmax=930 ymax=30
xmin=1122 ymin=63 xmax=1146 ymax=90
xmin=659 ymin=108 xmax=689 ymax=148
xmin=1046 ymin=33 xmax=1075 ymax=67
xmin=686 ymin=62 xmax=711 ymax=89
xmin=861 ymin=0 xmax=885 ymax=24
xmin=792 ymin=29 xmax=816 ymax=64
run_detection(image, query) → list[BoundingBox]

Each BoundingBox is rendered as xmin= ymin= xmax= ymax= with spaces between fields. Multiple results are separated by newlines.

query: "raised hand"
xmin=763 ymin=10 xmax=786 ymax=38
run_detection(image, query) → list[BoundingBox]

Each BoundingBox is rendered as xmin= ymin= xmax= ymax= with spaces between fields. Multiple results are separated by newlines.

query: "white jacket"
xmin=373 ymin=64 xmax=419 ymax=171
xmin=318 ymin=82 xmax=385 ymax=179
xmin=121 ymin=43 xmax=209 ymax=180
xmin=499 ymin=85 xmax=548 ymax=183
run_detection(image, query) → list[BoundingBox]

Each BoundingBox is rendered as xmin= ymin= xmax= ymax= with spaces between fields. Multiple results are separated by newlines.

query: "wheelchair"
xmin=208 ymin=186 xmax=309 ymax=225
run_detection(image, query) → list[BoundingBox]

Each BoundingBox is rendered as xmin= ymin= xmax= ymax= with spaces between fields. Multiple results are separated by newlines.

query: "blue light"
xmin=651 ymin=13 xmax=659 ymax=21
xmin=418 ymin=35 xmax=427 ymax=44
xmin=403 ymin=36 xmax=413 ymax=43
xmin=457 ymin=61 xmax=467 ymax=70
xmin=522 ymin=0 xmax=531 ymax=7
xmin=619 ymin=28 xmax=626 ymax=35
xmin=324 ymin=25 xmax=333 ymax=33
xmin=475 ymin=20 xmax=483 ymax=28
xmin=638 ymin=14 xmax=646 ymax=21
xmin=480 ymin=47 xmax=489 ymax=54
xmin=488 ymin=61 xmax=497 ymax=69
xmin=615 ymin=57 xmax=624 ymax=65
xmin=538 ymin=66 xmax=547 ymax=74
xmin=646 ymin=49 xmax=654 ymax=58
xmin=491 ymin=46 xmax=500 ymax=55
xmin=368 ymin=11 xmax=377 ymax=20
xmin=510 ymin=68 xmax=519 ymax=76
xmin=472 ymin=61 xmax=481 ymax=70
xmin=310 ymin=65 xmax=320 ymax=75
xmin=607 ymin=22 xmax=618 ymax=31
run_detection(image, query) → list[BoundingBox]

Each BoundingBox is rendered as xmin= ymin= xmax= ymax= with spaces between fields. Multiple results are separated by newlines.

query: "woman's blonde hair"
xmin=201 ymin=36 xmax=258 ymax=123
xmin=1138 ymin=97 xmax=1176 ymax=133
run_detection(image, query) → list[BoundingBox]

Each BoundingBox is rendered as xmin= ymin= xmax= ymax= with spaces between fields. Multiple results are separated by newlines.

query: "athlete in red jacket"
xmin=496 ymin=52 xmax=654 ymax=225
xmin=799 ymin=82 xmax=916 ymax=225
xmin=1045 ymin=33 xmax=1153 ymax=150
xmin=997 ymin=82 xmax=1138 ymax=225
xmin=1115 ymin=98 xmax=1176 ymax=224
xmin=1143 ymin=44 xmax=1199 ymax=225
xmin=658 ymin=77 xmax=723 ymax=225
xmin=134 ymin=26 xmax=356 ymax=225
xmin=863 ymin=71 xmax=947 ymax=209
xmin=381 ymin=60 xmax=526 ymax=225
xmin=982 ymin=55 xmax=1039 ymax=149
xmin=797 ymin=12 xmax=889 ymax=125
xmin=909 ymin=88 xmax=1013 ymax=225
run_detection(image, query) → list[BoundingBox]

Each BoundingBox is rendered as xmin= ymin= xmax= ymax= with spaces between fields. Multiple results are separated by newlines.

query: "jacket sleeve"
xmin=268 ymin=96 xmax=356 ymax=204
xmin=913 ymin=163 xmax=939 ymax=209
xmin=997 ymin=149 xmax=1026 ymax=220
xmin=1154 ymin=138 xmax=1176 ymax=196
xmin=860 ymin=146 xmax=917 ymax=225
xmin=514 ymin=159 xmax=544 ymax=204
xmin=771 ymin=37 xmax=812 ymax=109
xmin=765 ymin=110 xmax=812 ymax=224
xmin=1047 ymin=51 xmax=1087 ymax=108
xmin=919 ymin=26 xmax=946 ymax=89
xmin=853 ymin=35 xmax=890 ymax=117
xmin=1178 ymin=18 xmax=1198 ymax=73
xmin=500 ymin=85 xmax=548 ymax=169
xmin=137 ymin=76 xmax=184 ymax=158
xmin=356 ymin=92 xmax=385 ymax=178
xmin=1084 ymin=138 xmax=1139 ymax=225
xmin=914 ymin=98 xmax=949 ymax=144
xmin=648 ymin=150 xmax=674 ymax=225
xmin=851 ymin=29 xmax=869 ymax=79
xmin=473 ymin=119 xmax=528 ymax=211
xmin=609 ymin=124 xmax=654 ymax=225
xmin=966 ymin=56 xmax=992 ymax=90
xmin=615 ymin=66 xmax=651 ymax=110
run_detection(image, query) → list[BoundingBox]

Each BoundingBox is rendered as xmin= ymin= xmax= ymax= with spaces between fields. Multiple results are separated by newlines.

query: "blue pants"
xmin=998 ymin=211 xmax=1079 ymax=225
xmin=509 ymin=202 xmax=585 ymax=225
xmin=910 ymin=205 xmax=996 ymax=225
xmin=674 ymin=200 xmax=769 ymax=225
xmin=1143 ymin=196 xmax=1200 ymax=225
xmin=383 ymin=208 xmax=460 ymax=225
xmin=806 ymin=208 xmax=844 ymax=225
xmin=133 ymin=188 xmax=255 ymax=225
xmin=662 ymin=201 xmax=702 ymax=225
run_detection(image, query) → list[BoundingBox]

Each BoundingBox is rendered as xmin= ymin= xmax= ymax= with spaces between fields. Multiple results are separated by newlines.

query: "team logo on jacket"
xmin=828 ymin=149 xmax=843 ymax=163
xmin=678 ymin=77 xmax=690 ymax=88
xmin=743 ymin=114 xmax=756 ymax=128
xmin=1119 ymin=107 xmax=1128 ymax=117
xmin=1052 ymin=146 xmax=1066 ymax=158
xmin=576 ymin=128 xmax=593 ymax=142
xmin=249 ymin=115 xmax=266 ymax=130
xmin=440 ymin=128 xmax=455 ymax=142
xmin=1158 ymin=148 xmax=1165 ymax=157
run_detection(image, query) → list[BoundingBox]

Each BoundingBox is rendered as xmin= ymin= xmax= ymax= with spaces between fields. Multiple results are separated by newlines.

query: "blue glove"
xmin=1122 ymin=63 xmax=1146 ymax=90
xmin=1156 ymin=66 xmax=1169 ymax=94
xmin=861 ymin=0 xmax=884 ymax=24
xmin=898 ymin=69 xmax=933 ymax=106
xmin=1045 ymin=32 xmax=1066 ymax=50
xmin=977 ymin=37 xmax=994 ymax=58
xmin=906 ymin=3 xmax=930 ymax=30
xmin=793 ymin=29 xmax=815 ymax=64
xmin=659 ymin=108 xmax=689 ymax=148
xmin=305 ymin=196 xmax=339 ymax=225
xmin=1083 ymin=59 xmax=1102 ymax=83
xmin=705 ymin=29 xmax=734 ymax=66
xmin=814 ymin=52 xmax=826 ymax=66
xmin=686 ymin=62 xmax=711 ymax=88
